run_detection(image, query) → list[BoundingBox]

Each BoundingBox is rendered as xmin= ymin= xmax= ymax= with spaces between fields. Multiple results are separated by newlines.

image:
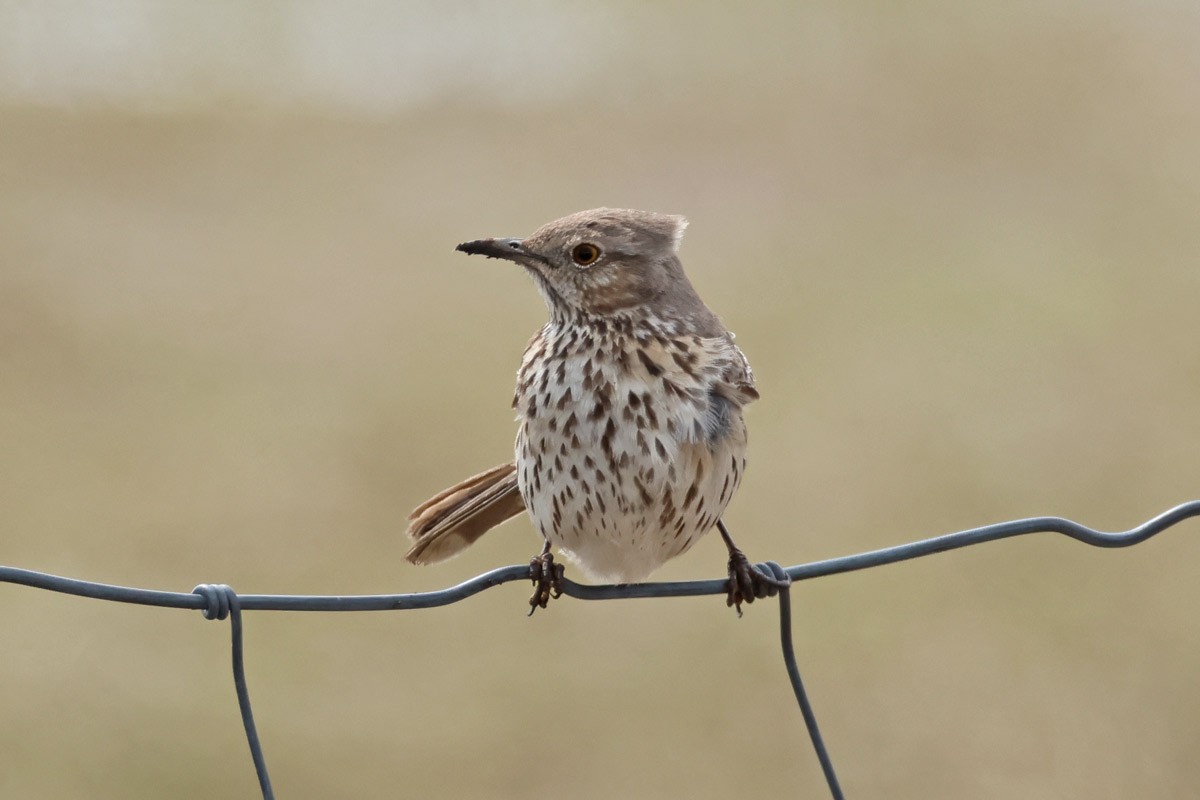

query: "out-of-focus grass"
xmin=1 ymin=3 xmax=1199 ymax=798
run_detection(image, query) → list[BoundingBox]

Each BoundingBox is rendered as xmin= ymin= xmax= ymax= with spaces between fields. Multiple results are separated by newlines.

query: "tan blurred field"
xmin=2 ymin=3 xmax=1199 ymax=798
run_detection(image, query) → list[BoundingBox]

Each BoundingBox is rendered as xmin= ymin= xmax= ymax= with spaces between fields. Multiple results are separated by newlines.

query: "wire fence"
xmin=3 ymin=499 xmax=1199 ymax=799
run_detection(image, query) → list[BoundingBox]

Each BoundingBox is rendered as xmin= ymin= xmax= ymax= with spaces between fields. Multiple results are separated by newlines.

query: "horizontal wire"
xmin=2 ymin=501 xmax=1197 ymax=610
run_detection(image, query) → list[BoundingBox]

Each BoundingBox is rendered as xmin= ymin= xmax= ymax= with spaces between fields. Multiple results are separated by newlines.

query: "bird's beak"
xmin=456 ymin=237 xmax=531 ymax=263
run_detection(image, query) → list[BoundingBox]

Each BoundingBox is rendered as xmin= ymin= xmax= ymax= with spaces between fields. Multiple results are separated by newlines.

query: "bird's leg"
xmin=528 ymin=540 xmax=565 ymax=615
xmin=719 ymin=519 xmax=789 ymax=617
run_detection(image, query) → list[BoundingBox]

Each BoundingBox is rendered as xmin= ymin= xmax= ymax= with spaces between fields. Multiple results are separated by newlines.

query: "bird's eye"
xmin=570 ymin=243 xmax=601 ymax=266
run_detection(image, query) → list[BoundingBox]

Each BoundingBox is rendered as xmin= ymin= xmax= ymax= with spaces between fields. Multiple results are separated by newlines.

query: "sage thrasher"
xmin=405 ymin=208 xmax=784 ymax=612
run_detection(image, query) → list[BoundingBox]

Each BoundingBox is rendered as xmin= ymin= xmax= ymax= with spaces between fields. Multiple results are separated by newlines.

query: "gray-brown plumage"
xmin=406 ymin=208 xmax=779 ymax=610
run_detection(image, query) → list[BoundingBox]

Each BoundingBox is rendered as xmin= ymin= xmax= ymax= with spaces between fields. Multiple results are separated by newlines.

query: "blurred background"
xmin=2 ymin=1 xmax=1198 ymax=797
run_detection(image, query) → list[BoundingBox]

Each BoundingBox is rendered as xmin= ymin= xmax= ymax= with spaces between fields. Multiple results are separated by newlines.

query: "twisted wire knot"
xmin=192 ymin=583 xmax=237 ymax=620
xmin=761 ymin=561 xmax=792 ymax=587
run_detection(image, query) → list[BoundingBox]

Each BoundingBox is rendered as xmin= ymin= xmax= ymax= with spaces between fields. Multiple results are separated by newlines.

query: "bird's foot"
xmin=725 ymin=547 xmax=789 ymax=617
xmin=528 ymin=547 xmax=564 ymax=615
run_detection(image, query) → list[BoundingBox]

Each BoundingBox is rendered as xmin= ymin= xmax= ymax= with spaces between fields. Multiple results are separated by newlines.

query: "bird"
xmin=405 ymin=208 xmax=783 ymax=612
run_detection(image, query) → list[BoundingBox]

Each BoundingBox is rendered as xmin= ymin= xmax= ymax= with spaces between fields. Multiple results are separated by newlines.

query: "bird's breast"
xmin=511 ymin=324 xmax=748 ymax=582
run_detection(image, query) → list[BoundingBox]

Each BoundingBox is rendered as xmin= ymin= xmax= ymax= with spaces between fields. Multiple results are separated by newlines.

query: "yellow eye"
xmin=570 ymin=243 xmax=601 ymax=266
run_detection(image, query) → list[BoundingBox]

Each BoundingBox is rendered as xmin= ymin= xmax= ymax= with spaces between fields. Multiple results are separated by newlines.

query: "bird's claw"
xmin=528 ymin=550 xmax=564 ymax=615
xmin=725 ymin=547 xmax=790 ymax=617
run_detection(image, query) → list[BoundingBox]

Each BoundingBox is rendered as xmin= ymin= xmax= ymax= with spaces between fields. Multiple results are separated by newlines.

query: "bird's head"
xmin=457 ymin=208 xmax=713 ymax=328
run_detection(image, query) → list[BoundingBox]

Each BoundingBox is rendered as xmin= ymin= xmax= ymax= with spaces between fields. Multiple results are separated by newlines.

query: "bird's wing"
xmin=711 ymin=334 xmax=759 ymax=406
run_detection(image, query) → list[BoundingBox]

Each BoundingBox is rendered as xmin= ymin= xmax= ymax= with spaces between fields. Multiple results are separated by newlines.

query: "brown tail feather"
xmin=405 ymin=462 xmax=526 ymax=565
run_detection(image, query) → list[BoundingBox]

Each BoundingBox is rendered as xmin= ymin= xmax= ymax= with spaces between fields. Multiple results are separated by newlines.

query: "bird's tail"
xmin=405 ymin=462 xmax=525 ymax=565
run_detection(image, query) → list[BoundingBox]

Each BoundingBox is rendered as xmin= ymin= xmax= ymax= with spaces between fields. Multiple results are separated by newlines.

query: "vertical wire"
xmin=767 ymin=563 xmax=844 ymax=800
